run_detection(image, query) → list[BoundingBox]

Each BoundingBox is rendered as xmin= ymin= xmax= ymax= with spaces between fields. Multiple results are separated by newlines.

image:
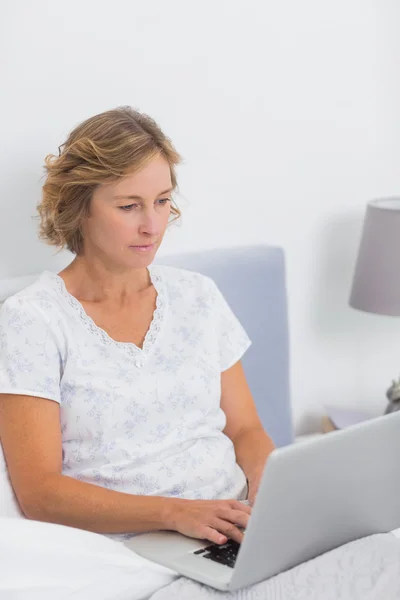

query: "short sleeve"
xmin=208 ymin=278 xmax=252 ymax=372
xmin=0 ymin=296 xmax=62 ymax=403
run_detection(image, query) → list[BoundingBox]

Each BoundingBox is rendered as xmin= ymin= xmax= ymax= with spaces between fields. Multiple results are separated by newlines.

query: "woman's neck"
xmin=58 ymin=256 xmax=152 ymax=304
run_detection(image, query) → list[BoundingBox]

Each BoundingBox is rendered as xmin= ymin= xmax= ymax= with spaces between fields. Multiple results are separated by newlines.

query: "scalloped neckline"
xmin=43 ymin=265 xmax=165 ymax=359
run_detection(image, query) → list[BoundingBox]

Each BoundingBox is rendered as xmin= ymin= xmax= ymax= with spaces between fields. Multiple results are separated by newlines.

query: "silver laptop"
xmin=126 ymin=410 xmax=400 ymax=591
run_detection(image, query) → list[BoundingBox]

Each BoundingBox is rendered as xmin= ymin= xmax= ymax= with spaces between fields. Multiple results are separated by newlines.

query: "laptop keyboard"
xmin=193 ymin=540 xmax=240 ymax=568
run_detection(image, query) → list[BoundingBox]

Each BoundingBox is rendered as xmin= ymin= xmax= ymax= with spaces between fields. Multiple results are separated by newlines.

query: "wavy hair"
xmin=37 ymin=106 xmax=183 ymax=255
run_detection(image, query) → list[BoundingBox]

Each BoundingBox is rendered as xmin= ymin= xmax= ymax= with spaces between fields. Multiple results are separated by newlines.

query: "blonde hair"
xmin=37 ymin=106 xmax=183 ymax=255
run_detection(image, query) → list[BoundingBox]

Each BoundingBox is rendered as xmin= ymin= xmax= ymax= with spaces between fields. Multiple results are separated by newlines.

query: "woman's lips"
xmin=129 ymin=243 xmax=156 ymax=252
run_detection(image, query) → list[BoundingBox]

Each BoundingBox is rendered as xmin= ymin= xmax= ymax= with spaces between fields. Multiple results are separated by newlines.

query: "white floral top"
xmin=0 ymin=265 xmax=252 ymax=538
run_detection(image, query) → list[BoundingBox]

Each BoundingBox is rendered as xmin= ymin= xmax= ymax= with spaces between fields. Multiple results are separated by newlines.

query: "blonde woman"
xmin=0 ymin=106 xmax=274 ymax=546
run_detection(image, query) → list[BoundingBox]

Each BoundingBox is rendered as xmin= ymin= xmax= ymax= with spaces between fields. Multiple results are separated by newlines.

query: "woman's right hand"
xmin=165 ymin=499 xmax=252 ymax=545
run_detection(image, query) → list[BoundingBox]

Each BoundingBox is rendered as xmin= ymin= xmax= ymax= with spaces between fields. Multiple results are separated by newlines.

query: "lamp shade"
xmin=349 ymin=197 xmax=400 ymax=316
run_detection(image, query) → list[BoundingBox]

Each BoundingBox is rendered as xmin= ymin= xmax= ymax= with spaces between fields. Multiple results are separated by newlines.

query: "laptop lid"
xmin=230 ymin=410 xmax=400 ymax=590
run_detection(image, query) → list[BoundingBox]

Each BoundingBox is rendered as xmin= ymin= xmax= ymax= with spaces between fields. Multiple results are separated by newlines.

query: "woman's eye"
xmin=119 ymin=204 xmax=137 ymax=211
xmin=119 ymin=198 xmax=171 ymax=211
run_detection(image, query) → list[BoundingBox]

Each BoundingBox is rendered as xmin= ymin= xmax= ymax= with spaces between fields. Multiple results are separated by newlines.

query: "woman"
xmin=0 ymin=106 xmax=274 ymax=546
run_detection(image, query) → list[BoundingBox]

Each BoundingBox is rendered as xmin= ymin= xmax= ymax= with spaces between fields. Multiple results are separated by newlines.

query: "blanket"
xmin=150 ymin=533 xmax=400 ymax=600
xmin=2 ymin=518 xmax=400 ymax=600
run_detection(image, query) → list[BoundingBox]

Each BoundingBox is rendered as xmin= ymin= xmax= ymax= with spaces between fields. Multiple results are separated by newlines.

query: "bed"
xmin=1 ymin=245 xmax=400 ymax=599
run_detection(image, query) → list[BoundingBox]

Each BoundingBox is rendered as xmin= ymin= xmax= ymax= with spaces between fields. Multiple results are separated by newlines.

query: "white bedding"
xmin=2 ymin=518 xmax=400 ymax=600
xmin=0 ymin=518 xmax=178 ymax=600
xmin=150 ymin=533 xmax=400 ymax=600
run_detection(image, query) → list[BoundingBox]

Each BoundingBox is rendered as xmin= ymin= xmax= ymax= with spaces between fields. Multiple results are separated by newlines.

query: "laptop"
xmin=125 ymin=410 xmax=400 ymax=591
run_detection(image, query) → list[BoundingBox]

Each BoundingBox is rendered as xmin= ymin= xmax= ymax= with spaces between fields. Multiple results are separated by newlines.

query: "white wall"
xmin=1 ymin=0 xmax=400 ymax=434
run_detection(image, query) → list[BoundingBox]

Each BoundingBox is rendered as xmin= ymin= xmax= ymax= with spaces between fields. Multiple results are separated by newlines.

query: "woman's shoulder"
xmin=0 ymin=271 xmax=64 ymax=325
xmin=153 ymin=264 xmax=216 ymax=298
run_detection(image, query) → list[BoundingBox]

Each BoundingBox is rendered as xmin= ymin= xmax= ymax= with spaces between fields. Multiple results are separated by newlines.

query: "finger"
xmin=217 ymin=507 xmax=250 ymax=529
xmin=202 ymin=527 xmax=228 ymax=545
xmin=223 ymin=509 xmax=250 ymax=529
xmin=213 ymin=519 xmax=244 ymax=544
xmin=229 ymin=500 xmax=252 ymax=515
xmin=221 ymin=505 xmax=251 ymax=524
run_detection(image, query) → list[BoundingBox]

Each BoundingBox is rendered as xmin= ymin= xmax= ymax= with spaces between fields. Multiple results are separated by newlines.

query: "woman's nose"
xmin=138 ymin=209 xmax=162 ymax=237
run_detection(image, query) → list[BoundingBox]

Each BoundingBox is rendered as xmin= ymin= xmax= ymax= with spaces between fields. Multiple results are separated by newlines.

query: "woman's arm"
xmin=0 ymin=394 xmax=174 ymax=533
xmin=0 ymin=394 xmax=250 ymax=544
xmin=221 ymin=361 xmax=275 ymax=505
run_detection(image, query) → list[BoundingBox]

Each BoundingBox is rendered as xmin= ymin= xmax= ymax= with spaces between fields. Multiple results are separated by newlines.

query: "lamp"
xmin=349 ymin=197 xmax=400 ymax=413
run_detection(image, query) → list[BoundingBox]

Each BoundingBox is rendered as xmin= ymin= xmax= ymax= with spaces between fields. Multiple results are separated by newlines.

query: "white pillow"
xmin=0 ymin=517 xmax=177 ymax=600
xmin=0 ymin=442 xmax=25 ymax=519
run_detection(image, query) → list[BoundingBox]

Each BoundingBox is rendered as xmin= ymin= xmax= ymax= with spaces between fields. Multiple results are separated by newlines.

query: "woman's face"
xmin=82 ymin=155 xmax=173 ymax=270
